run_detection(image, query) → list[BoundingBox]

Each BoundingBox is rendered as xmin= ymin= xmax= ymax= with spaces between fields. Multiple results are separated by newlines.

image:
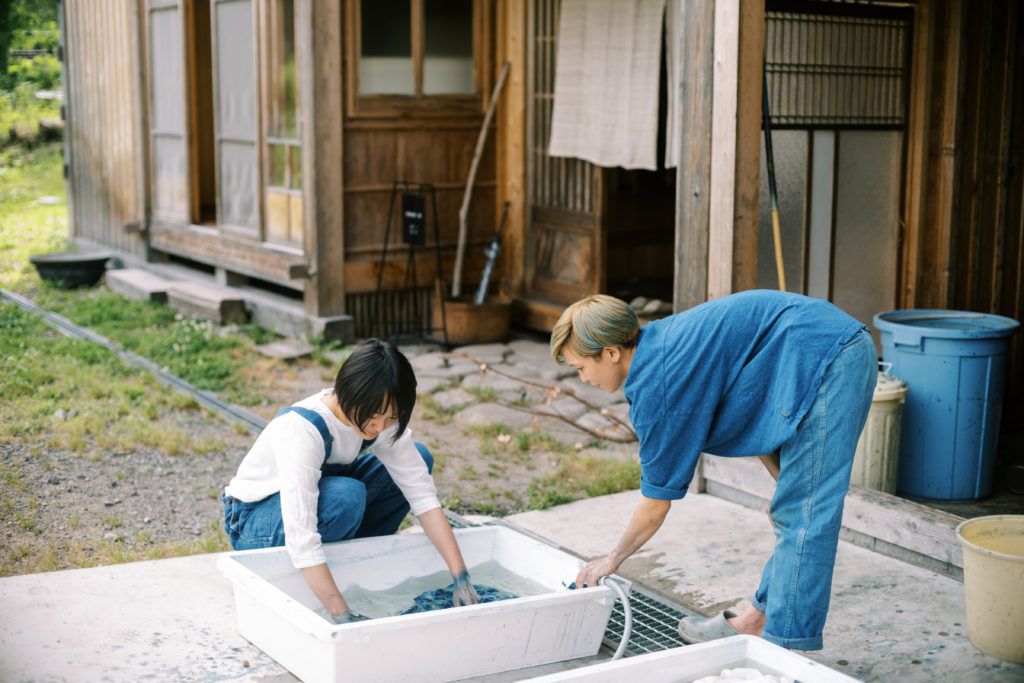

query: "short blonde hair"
xmin=550 ymin=294 xmax=640 ymax=364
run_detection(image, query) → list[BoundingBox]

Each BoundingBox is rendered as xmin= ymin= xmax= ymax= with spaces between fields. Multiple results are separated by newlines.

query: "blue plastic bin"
xmin=873 ymin=310 xmax=1020 ymax=502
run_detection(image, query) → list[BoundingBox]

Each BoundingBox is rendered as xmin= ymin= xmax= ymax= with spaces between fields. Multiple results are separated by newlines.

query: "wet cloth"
xmin=399 ymin=584 xmax=517 ymax=614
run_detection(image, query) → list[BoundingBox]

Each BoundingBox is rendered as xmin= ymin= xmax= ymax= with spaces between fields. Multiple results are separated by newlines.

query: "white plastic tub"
xmin=217 ymin=525 xmax=628 ymax=683
xmin=522 ymin=635 xmax=860 ymax=682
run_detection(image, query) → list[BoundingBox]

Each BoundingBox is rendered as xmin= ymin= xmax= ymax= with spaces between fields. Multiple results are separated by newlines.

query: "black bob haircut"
xmin=334 ymin=338 xmax=417 ymax=444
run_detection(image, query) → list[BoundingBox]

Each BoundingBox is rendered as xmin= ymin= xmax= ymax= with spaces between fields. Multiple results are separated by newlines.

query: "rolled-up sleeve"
xmin=269 ymin=415 xmax=329 ymax=568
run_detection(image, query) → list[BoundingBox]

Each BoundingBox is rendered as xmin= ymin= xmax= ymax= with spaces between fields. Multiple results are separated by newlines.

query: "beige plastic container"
xmin=851 ymin=367 xmax=909 ymax=493
xmin=956 ymin=515 xmax=1024 ymax=663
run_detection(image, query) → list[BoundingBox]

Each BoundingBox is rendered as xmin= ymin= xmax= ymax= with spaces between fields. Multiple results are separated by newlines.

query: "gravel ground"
xmin=1 ymin=408 xmax=253 ymax=576
xmin=1 ymin=350 xmax=630 ymax=577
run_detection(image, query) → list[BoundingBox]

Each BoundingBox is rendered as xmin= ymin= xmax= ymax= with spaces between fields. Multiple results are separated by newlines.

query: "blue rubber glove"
xmin=452 ymin=569 xmax=481 ymax=606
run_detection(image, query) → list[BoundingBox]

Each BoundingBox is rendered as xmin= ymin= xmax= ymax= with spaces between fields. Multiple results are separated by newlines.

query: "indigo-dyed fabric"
xmin=399 ymin=584 xmax=517 ymax=614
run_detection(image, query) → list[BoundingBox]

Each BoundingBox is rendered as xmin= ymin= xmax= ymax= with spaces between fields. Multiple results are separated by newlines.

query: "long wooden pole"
xmin=762 ymin=65 xmax=786 ymax=292
xmin=452 ymin=60 xmax=511 ymax=298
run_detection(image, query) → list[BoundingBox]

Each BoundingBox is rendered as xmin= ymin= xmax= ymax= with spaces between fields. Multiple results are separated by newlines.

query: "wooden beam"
xmin=900 ymin=0 xmax=936 ymax=309
xmin=303 ymin=0 xmax=345 ymax=317
xmin=708 ymin=0 xmax=739 ymax=300
xmin=673 ymin=0 xmax=716 ymax=311
xmin=497 ymin=0 xmax=527 ymax=299
xmin=732 ymin=0 xmax=765 ymax=294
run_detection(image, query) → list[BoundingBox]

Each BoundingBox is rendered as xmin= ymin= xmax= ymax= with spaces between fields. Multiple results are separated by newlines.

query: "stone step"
xmin=166 ymin=282 xmax=248 ymax=326
xmin=104 ymin=268 xmax=171 ymax=303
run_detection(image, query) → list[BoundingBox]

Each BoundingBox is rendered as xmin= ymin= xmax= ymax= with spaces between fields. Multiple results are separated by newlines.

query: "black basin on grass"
xmin=29 ymin=251 xmax=112 ymax=288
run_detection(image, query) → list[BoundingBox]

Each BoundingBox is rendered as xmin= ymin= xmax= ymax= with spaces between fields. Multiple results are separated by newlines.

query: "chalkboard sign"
xmin=401 ymin=192 xmax=427 ymax=246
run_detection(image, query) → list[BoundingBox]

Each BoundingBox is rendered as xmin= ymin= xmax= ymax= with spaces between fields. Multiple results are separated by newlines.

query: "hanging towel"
xmin=548 ymin=0 xmax=667 ymax=171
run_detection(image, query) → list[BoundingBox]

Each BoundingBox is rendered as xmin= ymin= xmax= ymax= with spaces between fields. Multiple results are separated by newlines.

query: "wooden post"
xmin=497 ymin=0 xmax=527 ymax=300
xmin=302 ymin=0 xmax=346 ymax=318
xmin=673 ymin=0 xmax=716 ymax=312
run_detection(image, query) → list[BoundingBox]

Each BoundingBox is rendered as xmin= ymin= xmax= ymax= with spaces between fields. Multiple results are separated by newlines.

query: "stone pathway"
xmin=400 ymin=338 xmax=637 ymax=452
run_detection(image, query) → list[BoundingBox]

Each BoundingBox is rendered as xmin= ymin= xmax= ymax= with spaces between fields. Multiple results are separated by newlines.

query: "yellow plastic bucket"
xmin=956 ymin=515 xmax=1024 ymax=662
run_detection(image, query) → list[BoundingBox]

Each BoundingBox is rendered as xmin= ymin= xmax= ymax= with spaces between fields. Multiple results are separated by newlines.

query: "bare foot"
xmin=727 ymin=604 xmax=766 ymax=636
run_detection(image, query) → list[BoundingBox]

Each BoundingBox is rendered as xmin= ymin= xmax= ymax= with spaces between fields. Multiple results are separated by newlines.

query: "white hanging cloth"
xmin=547 ymin=0 xmax=667 ymax=171
xmin=663 ymin=0 xmax=681 ymax=169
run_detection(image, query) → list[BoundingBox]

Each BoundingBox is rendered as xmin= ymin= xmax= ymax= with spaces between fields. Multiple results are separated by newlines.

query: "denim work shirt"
xmin=624 ymin=290 xmax=866 ymax=500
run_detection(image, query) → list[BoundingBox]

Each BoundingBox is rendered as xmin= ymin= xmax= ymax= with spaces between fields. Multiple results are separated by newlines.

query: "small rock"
xmin=104 ymin=532 xmax=120 ymax=541
xmin=143 ymin=517 xmax=152 ymax=524
xmin=103 ymin=499 xmax=122 ymax=507
xmin=54 ymin=409 xmax=67 ymax=421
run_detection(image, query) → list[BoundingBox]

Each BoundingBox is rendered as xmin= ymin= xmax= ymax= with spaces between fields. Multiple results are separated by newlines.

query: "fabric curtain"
xmin=664 ymin=0 xmax=681 ymax=169
xmin=547 ymin=0 xmax=667 ymax=171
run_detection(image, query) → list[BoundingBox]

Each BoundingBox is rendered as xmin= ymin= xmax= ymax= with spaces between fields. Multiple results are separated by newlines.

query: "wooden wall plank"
xmin=673 ymin=0 xmax=716 ymax=311
xmin=732 ymin=0 xmax=765 ymax=294
xmin=303 ymin=0 xmax=346 ymax=317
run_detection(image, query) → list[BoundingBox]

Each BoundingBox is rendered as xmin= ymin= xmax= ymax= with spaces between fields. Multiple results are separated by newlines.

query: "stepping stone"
xmin=449 ymin=343 xmax=510 ymax=365
xmin=432 ymin=388 xmax=475 ymax=412
xmin=104 ymin=268 xmax=170 ymax=303
xmin=255 ymin=338 xmax=315 ymax=360
xmin=453 ymin=403 xmax=534 ymax=431
xmin=166 ymin=282 xmax=247 ymax=326
xmin=534 ymin=396 xmax=589 ymax=421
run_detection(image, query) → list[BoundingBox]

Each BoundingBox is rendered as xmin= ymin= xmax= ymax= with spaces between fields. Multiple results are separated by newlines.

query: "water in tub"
xmin=317 ymin=559 xmax=551 ymax=622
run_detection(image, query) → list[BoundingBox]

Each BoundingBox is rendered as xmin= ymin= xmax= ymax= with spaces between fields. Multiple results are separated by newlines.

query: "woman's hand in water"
xmin=331 ymin=608 xmax=369 ymax=624
xmin=452 ymin=569 xmax=480 ymax=606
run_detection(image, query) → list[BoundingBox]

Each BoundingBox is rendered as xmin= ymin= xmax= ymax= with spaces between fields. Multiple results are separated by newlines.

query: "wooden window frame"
xmin=345 ymin=0 xmax=490 ymax=118
xmin=260 ymin=0 xmax=304 ymax=249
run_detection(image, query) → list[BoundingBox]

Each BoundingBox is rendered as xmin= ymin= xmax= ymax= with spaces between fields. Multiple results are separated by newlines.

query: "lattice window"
xmin=765 ymin=1 xmax=914 ymax=128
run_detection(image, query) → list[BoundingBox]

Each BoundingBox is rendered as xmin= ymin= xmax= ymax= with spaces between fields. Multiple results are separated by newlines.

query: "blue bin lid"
xmin=873 ymin=310 xmax=1020 ymax=341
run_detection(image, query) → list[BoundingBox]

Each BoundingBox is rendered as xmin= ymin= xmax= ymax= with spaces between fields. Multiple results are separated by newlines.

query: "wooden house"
xmin=59 ymin=0 xmax=1021 ymax=417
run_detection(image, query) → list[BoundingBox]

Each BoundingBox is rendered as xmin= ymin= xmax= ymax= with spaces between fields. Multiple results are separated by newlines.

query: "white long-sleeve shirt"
xmin=224 ymin=389 xmax=440 ymax=568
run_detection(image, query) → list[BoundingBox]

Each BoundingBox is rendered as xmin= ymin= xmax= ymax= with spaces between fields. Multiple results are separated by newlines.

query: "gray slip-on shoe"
xmin=677 ymin=609 xmax=741 ymax=644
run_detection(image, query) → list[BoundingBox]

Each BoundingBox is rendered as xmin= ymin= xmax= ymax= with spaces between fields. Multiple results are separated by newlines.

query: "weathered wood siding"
xmin=906 ymin=0 xmax=1024 ymax=411
xmin=62 ymin=0 xmax=146 ymax=255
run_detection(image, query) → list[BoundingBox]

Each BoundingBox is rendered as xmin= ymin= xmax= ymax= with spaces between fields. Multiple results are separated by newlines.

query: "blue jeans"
xmin=223 ymin=443 xmax=434 ymax=551
xmin=752 ymin=329 xmax=876 ymax=650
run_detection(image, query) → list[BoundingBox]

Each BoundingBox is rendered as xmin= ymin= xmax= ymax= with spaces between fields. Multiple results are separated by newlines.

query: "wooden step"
xmin=104 ymin=268 xmax=171 ymax=303
xmin=166 ymin=282 xmax=248 ymax=326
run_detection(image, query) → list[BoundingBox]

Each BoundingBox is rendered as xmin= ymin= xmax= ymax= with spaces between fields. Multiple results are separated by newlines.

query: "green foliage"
xmin=0 ymin=140 xmax=66 ymax=288
xmin=0 ymin=302 xmax=212 ymax=453
xmin=32 ymin=287 xmax=268 ymax=403
xmin=7 ymin=52 xmax=59 ymax=90
xmin=527 ymin=456 xmax=641 ymax=510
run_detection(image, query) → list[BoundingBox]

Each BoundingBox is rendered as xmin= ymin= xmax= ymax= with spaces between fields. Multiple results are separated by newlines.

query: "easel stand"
xmin=372 ymin=181 xmax=449 ymax=348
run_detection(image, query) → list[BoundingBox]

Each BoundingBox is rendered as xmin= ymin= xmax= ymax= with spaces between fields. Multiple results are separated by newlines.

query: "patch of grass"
xmin=465 ymin=385 xmax=499 ymax=403
xmin=526 ymin=455 xmax=641 ymax=510
xmin=0 ymin=141 xmax=68 ymax=290
xmin=0 ymin=521 xmax=233 ymax=577
xmin=0 ymin=303 xmax=214 ymax=456
xmin=418 ymin=395 xmax=456 ymax=425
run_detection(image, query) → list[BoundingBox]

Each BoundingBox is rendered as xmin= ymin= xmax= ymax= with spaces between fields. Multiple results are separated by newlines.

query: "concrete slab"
xmin=506 ymin=491 xmax=1024 ymax=683
xmin=0 ymin=554 xmax=287 ymax=682
xmin=2 ymin=492 xmax=1022 ymax=682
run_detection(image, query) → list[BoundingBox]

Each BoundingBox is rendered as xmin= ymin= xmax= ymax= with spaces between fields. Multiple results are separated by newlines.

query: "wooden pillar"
xmin=673 ymin=0 xmax=716 ymax=311
xmin=732 ymin=0 xmax=765 ymax=294
xmin=900 ymin=0 xmax=936 ymax=309
xmin=497 ymin=0 xmax=528 ymax=299
xmin=301 ymin=0 xmax=345 ymax=317
xmin=675 ymin=0 xmax=763 ymax=307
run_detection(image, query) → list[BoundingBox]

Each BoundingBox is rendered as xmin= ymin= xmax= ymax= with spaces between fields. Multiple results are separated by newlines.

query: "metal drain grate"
xmin=443 ymin=516 xmax=698 ymax=658
xmin=603 ymin=584 xmax=699 ymax=657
